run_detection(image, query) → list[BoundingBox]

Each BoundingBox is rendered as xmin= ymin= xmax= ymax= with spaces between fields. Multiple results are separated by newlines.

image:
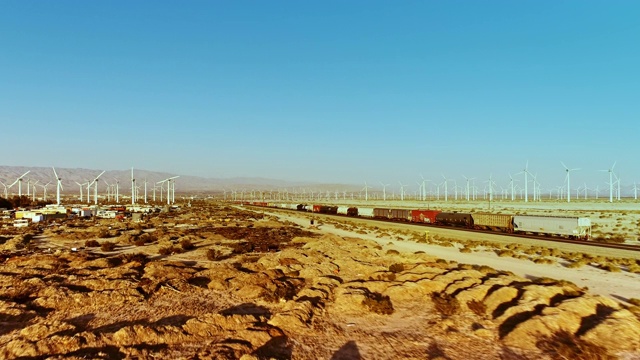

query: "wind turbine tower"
xmin=8 ymin=171 xmax=30 ymax=197
xmin=599 ymin=162 xmax=616 ymax=203
xmin=379 ymin=182 xmax=390 ymax=201
xmin=561 ymin=162 xmax=580 ymax=203
xmin=131 ymin=168 xmax=136 ymax=205
xmin=52 ymin=167 xmax=63 ymax=205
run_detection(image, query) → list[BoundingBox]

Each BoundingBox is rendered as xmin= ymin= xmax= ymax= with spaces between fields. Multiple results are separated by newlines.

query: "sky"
xmin=1 ymin=1 xmax=639 ymax=192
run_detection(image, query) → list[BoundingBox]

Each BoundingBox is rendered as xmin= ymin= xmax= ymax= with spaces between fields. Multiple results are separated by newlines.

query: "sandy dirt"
xmin=0 ymin=203 xmax=639 ymax=359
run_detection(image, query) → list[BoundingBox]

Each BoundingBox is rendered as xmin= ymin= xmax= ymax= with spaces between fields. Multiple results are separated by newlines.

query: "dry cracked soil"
xmin=1 ymin=203 xmax=639 ymax=359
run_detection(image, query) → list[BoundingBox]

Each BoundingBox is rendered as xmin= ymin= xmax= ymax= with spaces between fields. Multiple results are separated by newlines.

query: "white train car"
xmin=337 ymin=206 xmax=349 ymax=215
xmin=358 ymin=207 xmax=375 ymax=218
xmin=513 ymin=215 xmax=591 ymax=239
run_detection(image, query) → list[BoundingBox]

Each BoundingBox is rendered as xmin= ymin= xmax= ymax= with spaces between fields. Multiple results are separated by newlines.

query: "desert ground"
xmin=1 ymin=201 xmax=640 ymax=359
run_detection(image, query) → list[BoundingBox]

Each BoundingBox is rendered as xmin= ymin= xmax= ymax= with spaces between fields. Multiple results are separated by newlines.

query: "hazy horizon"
xmin=2 ymin=2 xmax=638 ymax=191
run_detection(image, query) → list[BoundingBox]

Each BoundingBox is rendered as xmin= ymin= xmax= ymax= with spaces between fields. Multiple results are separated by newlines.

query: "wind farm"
xmin=2 ymin=1 xmax=640 ymax=358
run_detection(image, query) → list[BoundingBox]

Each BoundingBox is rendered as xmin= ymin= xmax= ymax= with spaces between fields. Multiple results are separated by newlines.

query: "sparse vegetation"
xmin=100 ymin=241 xmax=116 ymax=252
xmin=85 ymin=239 xmax=100 ymax=247
xmin=431 ymin=292 xmax=459 ymax=316
xmin=536 ymin=330 xmax=615 ymax=360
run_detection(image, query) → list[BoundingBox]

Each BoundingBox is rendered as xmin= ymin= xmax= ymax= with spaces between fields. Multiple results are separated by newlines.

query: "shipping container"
xmin=513 ymin=215 xmax=591 ymax=239
xmin=337 ymin=206 xmax=349 ymax=215
xmin=411 ymin=209 xmax=441 ymax=224
xmin=359 ymin=207 xmax=374 ymax=218
xmin=347 ymin=207 xmax=359 ymax=217
xmin=390 ymin=209 xmax=411 ymax=221
xmin=374 ymin=208 xmax=391 ymax=219
xmin=435 ymin=212 xmax=473 ymax=227
xmin=319 ymin=206 xmax=338 ymax=214
xmin=472 ymin=213 xmax=514 ymax=232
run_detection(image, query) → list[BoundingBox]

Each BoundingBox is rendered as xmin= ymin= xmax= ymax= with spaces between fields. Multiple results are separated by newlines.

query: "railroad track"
xmin=246 ymin=205 xmax=640 ymax=253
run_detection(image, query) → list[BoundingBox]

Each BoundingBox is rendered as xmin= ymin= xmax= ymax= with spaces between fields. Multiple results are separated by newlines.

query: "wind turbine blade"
xmin=611 ymin=161 xmax=617 ymax=170
xmin=560 ymin=161 xmax=568 ymax=170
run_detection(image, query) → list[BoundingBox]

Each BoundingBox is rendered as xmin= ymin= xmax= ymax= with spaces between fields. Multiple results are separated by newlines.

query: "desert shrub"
xmin=431 ymin=292 xmax=459 ymax=316
xmin=627 ymin=264 xmax=640 ymax=273
xmin=533 ymin=257 xmax=555 ymax=265
xmin=206 ymin=248 xmax=226 ymax=261
xmin=386 ymin=249 xmax=400 ymax=255
xmin=496 ymin=250 xmax=515 ymax=257
xmin=467 ymin=300 xmax=487 ymax=317
xmin=628 ymin=298 xmax=640 ymax=307
xmin=97 ymin=229 xmax=110 ymax=238
xmin=138 ymin=232 xmax=157 ymax=244
xmin=159 ymin=246 xmax=182 ymax=255
xmin=474 ymin=265 xmax=497 ymax=274
xmin=362 ymin=291 xmax=394 ymax=315
xmin=85 ymin=239 xmax=100 ymax=247
xmin=134 ymin=237 xmax=147 ymax=246
xmin=459 ymin=247 xmax=472 ymax=253
xmin=119 ymin=252 xmax=148 ymax=264
xmin=389 ymin=263 xmax=404 ymax=273
xmin=567 ymin=259 xmax=588 ymax=269
xmin=101 ymin=241 xmax=116 ymax=252
xmin=180 ymin=238 xmax=195 ymax=250
xmin=600 ymin=263 xmax=621 ymax=272
xmin=536 ymin=330 xmax=614 ymax=360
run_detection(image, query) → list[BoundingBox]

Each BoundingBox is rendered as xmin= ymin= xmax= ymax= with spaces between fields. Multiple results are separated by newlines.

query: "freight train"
xmin=238 ymin=202 xmax=592 ymax=240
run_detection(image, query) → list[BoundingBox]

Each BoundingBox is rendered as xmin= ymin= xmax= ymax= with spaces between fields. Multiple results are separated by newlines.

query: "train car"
xmin=337 ymin=206 xmax=349 ymax=215
xmin=411 ymin=209 xmax=441 ymax=224
xmin=358 ymin=207 xmax=374 ymax=218
xmin=319 ymin=206 xmax=338 ymax=214
xmin=472 ymin=213 xmax=514 ymax=232
xmin=374 ymin=208 xmax=391 ymax=219
xmin=347 ymin=207 xmax=359 ymax=216
xmin=513 ymin=215 xmax=591 ymax=239
xmin=296 ymin=204 xmax=306 ymax=211
xmin=435 ymin=212 xmax=473 ymax=228
xmin=390 ymin=209 xmax=411 ymax=221
xmin=313 ymin=205 xmax=322 ymax=213
xmin=303 ymin=205 xmax=314 ymax=212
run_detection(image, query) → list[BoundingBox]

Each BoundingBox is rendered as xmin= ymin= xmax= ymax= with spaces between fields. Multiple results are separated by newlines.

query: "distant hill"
xmin=0 ymin=166 xmax=360 ymax=195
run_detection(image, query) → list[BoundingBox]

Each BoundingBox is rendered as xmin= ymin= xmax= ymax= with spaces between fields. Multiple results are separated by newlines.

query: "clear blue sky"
xmin=1 ymin=1 xmax=638 ymax=191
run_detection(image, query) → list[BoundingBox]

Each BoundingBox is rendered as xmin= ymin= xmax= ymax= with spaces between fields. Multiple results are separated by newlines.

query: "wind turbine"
xmin=599 ymin=161 xmax=616 ymax=203
xmin=131 ymin=168 xmax=136 ymax=205
xmin=0 ymin=181 xmax=8 ymax=198
xmin=113 ymin=178 xmax=120 ymax=203
xmin=516 ymin=161 xmax=533 ymax=202
xmin=441 ymin=175 xmax=449 ymax=202
xmin=40 ymin=182 xmax=52 ymax=202
xmin=51 ymin=167 xmax=64 ymax=205
xmin=144 ymin=178 xmax=148 ymax=204
xmin=379 ymin=182 xmax=390 ymax=201
xmin=398 ymin=182 xmax=408 ymax=201
xmin=560 ymin=162 xmax=580 ymax=203
xmin=31 ymin=180 xmax=39 ymax=202
xmin=462 ymin=175 xmax=474 ymax=202
xmin=8 ymin=171 xmax=30 ymax=197
xmin=362 ymin=182 xmax=371 ymax=201
xmin=88 ymin=171 xmax=106 ymax=205
xmin=74 ymin=181 xmax=87 ymax=202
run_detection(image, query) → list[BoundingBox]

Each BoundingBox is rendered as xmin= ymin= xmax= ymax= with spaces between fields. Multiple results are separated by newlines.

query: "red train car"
xmin=411 ymin=209 xmax=441 ymax=224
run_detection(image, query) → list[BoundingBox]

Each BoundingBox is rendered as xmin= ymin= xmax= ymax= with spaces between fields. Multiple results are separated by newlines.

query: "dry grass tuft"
xmin=100 ymin=241 xmax=116 ymax=252
xmin=362 ymin=291 xmax=394 ymax=315
xmin=536 ymin=330 xmax=615 ymax=360
xmin=600 ymin=263 xmax=621 ymax=272
xmin=467 ymin=299 xmax=487 ymax=317
xmin=431 ymin=292 xmax=460 ymax=316
xmin=85 ymin=239 xmax=100 ymax=247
